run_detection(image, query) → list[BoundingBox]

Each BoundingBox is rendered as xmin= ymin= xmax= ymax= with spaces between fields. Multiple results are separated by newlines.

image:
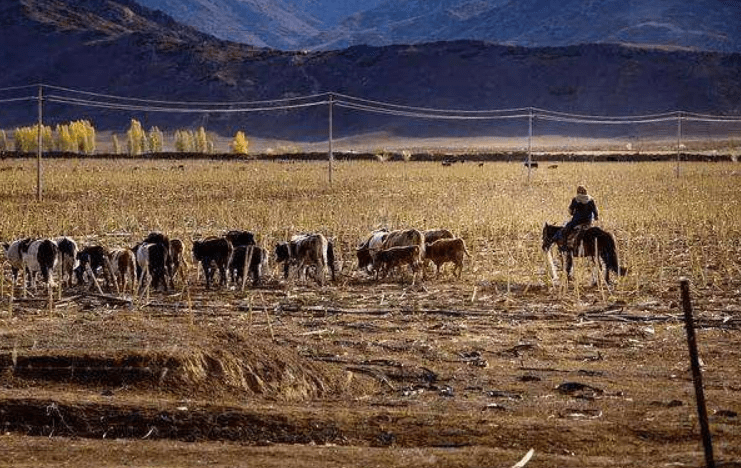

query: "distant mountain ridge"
xmin=2 ymin=0 xmax=740 ymax=140
xmin=132 ymin=0 xmax=741 ymax=53
xmin=133 ymin=0 xmax=386 ymax=49
xmin=310 ymin=0 xmax=741 ymax=52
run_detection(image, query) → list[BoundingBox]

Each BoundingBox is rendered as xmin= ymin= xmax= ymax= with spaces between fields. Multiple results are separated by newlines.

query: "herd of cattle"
xmin=1 ymin=228 xmax=471 ymax=294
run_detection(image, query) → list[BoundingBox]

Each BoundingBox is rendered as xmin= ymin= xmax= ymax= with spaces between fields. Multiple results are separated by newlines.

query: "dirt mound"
xmin=0 ymin=318 xmax=366 ymax=401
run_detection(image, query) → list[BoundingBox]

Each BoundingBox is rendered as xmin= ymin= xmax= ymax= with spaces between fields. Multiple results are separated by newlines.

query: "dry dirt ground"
xmin=1 ymin=261 xmax=740 ymax=467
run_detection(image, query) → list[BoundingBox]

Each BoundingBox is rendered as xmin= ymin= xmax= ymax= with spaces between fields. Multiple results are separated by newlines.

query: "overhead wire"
xmin=2 ymin=83 xmax=737 ymax=124
xmin=0 ymin=84 xmax=39 ymax=93
xmin=335 ymin=100 xmax=531 ymax=120
xmin=532 ymin=107 xmax=679 ymax=121
xmin=334 ymin=92 xmax=530 ymax=115
xmin=46 ymin=95 xmax=330 ymax=113
xmin=43 ymin=84 xmax=330 ymax=106
xmin=0 ymin=96 xmax=36 ymax=104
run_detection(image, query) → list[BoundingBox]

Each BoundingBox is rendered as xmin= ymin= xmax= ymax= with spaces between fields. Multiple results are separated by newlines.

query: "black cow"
xmin=75 ymin=245 xmax=113 ymax=287
xmin=224 ymin=230 xmax=256 ymax=248
xmin=192 ymin=236 xmax=232 ymax=289
xmin=228 ymin=245 xmax=267 ymax=286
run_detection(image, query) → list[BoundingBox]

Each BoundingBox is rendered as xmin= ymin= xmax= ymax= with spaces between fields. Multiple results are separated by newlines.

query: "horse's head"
xmin=542 ymin=223 xmax=559 ymax=251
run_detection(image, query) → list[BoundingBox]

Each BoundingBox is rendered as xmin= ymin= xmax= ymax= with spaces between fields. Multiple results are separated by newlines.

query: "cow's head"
xmin=274 ymin=242 xmax=290 ymax=263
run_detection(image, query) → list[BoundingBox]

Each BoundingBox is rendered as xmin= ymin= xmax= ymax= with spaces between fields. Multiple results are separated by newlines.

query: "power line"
xmin=44 ymin=84 xmax=331 ymax=107
xmin=46 ymin=95 xmax=329 ymax=113
xmin=335 ymin=92 xmax=530 ymax=115
xmin=533 ymin=107 xmax=679 ymax=121
xmin=0 ymin=96 xmax=35 ymax=104
xmin=0 ymin=84 xmax=38 ymax=93
xmin=335 ymin=100 xmax=531 ymax=120
xmin=536 ymin=114 xmax=680 ymax=125
xmin=2 ymin=83 xmax=739 ymax=123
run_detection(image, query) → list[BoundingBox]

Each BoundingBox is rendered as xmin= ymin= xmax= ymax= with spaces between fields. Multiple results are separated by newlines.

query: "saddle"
xmin=565 ymin=224 xmax=590 ymax=251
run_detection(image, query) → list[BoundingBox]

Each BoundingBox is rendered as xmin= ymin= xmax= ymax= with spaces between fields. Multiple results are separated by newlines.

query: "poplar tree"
xmin=231 ymin=131 xmax=249 ymax=154
xmin=126 ymin=119 xmax=146 ymax=155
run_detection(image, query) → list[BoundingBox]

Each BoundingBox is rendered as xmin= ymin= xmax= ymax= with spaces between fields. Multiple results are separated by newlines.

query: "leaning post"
xmin=680 ymin=278 xmax=715 ymax=468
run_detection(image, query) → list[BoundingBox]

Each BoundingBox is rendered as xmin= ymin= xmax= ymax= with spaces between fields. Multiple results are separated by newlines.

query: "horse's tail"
xmin=597 ymin=231 xmax=625 ymax=276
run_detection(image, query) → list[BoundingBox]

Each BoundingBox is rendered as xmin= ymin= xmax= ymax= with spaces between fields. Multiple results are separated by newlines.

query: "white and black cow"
xmin=2 ymin=237 xmax=34 ymax=285
xmin=21 ymin=238 xmax=59 ymax=289
xmin=356 ymin=228 xmax=389 ymax=273
xmin=135 ymin=242 xmax=170 ymax=292
xmin=53 ymin=236 xmax=79 ymax=287
xmin=275 ymin=233 xmax=332 ymax=285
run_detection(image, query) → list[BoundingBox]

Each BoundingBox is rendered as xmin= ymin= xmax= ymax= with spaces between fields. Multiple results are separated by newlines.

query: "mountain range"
xmin=1 ymin=0 xmax=740 ymax=140
xmin=133 ymin=0 xmax=741 ymax=53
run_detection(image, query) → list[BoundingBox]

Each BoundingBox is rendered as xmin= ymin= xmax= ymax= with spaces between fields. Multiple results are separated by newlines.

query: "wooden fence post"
xmin=680 ymin=278 xmax=715 ymax=468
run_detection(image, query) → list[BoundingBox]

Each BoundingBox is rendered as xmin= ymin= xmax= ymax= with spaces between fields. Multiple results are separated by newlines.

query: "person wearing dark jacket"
xmin=553 ymin=185 xmax=599 ymax=249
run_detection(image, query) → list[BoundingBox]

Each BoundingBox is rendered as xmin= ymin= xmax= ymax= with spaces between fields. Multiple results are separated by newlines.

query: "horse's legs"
xmin=564 ymin=252 xmax=574 ymax=281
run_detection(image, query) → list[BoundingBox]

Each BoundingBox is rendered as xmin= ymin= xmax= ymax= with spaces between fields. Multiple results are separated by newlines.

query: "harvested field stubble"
xmin=0 ymin=158 xmax=740 ymax=467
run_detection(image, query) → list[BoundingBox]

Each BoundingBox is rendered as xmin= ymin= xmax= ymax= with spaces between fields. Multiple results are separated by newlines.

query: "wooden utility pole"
xmin=527 ymin=107 xmax=533 ymax=182
xmin=328 ymin=93 xmax=334 ymax=185
xmin=676 ymin=111 xmax=683 ymax=178
xmin=37 ymin=85 xmax=43 ymax=201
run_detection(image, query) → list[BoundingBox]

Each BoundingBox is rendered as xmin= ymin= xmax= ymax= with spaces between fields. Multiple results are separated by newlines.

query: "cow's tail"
xmin=461 ymin=239 xmax=472 ymax=257
xmin=39 ymin=240 xmax=59 ymax=285
xmin=321 ymin=236 xmax=330 ymax=284
xmin=327 ymin=240 xmax=336 ymax=282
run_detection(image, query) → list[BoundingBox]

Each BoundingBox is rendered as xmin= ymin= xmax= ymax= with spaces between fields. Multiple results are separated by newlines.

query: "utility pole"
xmin=328 ymin=93 xmax=334 ymax=185
xmin=37 ymin=84 xmax=43 ymax=201
xmin=527 ymin=107 xmax=533 ymax=182
xmin=676 ymin=111 xmax=683 ymax=178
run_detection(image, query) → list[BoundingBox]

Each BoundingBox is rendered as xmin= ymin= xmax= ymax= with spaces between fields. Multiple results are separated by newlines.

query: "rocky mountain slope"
xmin=1 ymin=0 xmax=740 ymax=139
xmin=132 ymin=0 xmax=741 ymax=53
xmin=133 ymin=0 xmax=385 ymax=49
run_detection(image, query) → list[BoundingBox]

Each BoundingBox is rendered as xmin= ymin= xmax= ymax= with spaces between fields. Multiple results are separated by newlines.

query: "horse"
xmin=542 ymin=223 xmax=627 ymax=284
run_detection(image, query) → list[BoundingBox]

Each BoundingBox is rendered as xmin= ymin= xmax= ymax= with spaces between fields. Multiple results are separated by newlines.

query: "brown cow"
xmin=425 ymin=237 xmax=471 ymax=278
xmin=422 ymin=229 xmax=454 ymax=244
xmin=380 ymin=229 xmax=425 ymax=274
xmin=169 ymin=238 xmax=187 ymax=286
xmin=108 ymin=248 xmax=136 ymax=293
xmin=372 ymin=245 xmax=422 ymax=281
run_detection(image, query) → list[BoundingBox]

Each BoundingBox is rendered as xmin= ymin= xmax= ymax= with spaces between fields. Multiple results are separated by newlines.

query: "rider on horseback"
xmin=552 ymin=185 xmax=599 ymax=251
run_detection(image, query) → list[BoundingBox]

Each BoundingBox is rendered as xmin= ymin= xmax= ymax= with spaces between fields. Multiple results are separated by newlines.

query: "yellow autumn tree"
xmin=126 ymin=119 xmax=146 ymax=156
xmin=231 ymin=131 xmax=249 ymax=155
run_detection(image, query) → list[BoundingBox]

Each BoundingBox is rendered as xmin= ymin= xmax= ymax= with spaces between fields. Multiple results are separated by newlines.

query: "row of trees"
xmin=11 ymin=120 xmax=96 ymax=154
xmin=0 ymin=119 xmax=249 ymax=155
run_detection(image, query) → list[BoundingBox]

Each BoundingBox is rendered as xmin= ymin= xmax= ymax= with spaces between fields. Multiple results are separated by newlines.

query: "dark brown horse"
xmin=542 ymin=223 xmax=626 ymax=284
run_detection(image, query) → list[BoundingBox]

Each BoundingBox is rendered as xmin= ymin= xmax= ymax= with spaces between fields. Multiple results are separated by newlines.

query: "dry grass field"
xmin=1 ymin=158 xmax=740 ymax=467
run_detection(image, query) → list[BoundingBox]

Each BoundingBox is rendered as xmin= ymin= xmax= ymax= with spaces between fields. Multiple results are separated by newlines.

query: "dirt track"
xmin=1 ymin=267 xmax=740 ymax=467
